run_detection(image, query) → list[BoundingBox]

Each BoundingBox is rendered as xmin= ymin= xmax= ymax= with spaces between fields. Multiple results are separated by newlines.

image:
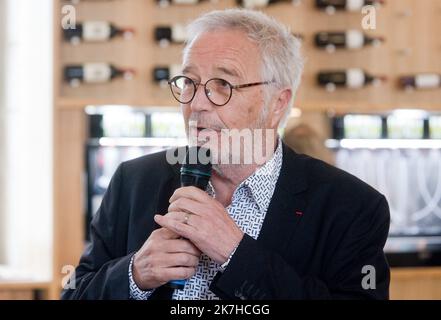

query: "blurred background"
xmin=0 ymin=0 xmax=441 ymax=299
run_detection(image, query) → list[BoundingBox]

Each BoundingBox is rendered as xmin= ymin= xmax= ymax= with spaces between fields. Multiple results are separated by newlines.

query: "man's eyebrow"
xmin=215 ymin=66 xmax=240 ymax=78
xmin=182 ymin=65 xmax=196 ymax=74
xmin=182 ymin=65 xmax=241 ymax=78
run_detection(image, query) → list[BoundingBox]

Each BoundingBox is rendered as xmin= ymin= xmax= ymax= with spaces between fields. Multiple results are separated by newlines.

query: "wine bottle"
xmin=237 ymin=0 xmax=299 ymax=9
xmin=63 ymin=21 xmax=134 ymax=45
xmin=153 ymin=65 xmax=182 ymax=86
xmin=315 ymin=0 xmax=384 ymax=13
xmin=64 ymin=63 xmax=134 ymax=87
xmin=399 ymin=74 xmax=441 ymax=90
xmin=154 ymin=24 xmax=187 ymax=47
xmin=314 ymin=30 xmax=383 ymax=51
xmin=317 ymin=68 xmax=385 ymax=90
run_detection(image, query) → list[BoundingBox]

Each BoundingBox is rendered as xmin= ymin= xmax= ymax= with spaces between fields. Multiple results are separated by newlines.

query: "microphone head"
xmin=180 ymin=146 xmax=212 ymax=190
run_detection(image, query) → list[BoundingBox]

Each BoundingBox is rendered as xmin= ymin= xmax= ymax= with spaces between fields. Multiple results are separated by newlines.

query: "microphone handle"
xmin=166 ymin=163 xmax=211 ymax=290
xmin=166 ymin=179 xmax=208 ymax=290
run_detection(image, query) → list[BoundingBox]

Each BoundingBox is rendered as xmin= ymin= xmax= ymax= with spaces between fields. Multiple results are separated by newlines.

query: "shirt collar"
xmin=207 ymin=138 xmax=283 ymax=214
xmin=241 ymin=137 xmax=283 ymax=214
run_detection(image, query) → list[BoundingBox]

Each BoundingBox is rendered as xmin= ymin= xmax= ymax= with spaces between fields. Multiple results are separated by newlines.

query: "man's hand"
xmin=132 ymin=227 xmax=201 ymax=290
xmin=154 ymin=186 xmax=244 ymax=265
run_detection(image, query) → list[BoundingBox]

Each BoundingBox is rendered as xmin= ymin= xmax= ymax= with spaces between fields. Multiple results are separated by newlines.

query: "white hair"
xmin=183 ymin=8 xmax=304 ymax=128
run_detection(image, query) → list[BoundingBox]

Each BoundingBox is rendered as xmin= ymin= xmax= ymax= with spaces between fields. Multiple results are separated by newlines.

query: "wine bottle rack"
xmin=55 ymin=0 xmax=441 ymax=112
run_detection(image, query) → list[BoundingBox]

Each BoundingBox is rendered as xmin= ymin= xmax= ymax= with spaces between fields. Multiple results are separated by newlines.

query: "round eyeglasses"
xmin=168 ymin=75 xmax=273 ymax=107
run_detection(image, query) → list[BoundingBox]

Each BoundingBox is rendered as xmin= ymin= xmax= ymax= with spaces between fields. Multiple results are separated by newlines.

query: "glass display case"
xmin=85 ymin=106 xmax=186 ymax=240
xmin=328 ymin=110 xmax=441 ymax=266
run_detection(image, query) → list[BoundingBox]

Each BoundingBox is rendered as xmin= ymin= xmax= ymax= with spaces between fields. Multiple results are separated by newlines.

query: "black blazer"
xmin=62 ymin=143 xmax=390 ymax=300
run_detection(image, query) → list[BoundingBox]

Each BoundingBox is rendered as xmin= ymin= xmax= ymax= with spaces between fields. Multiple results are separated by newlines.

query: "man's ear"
xmin=270 ymin=88 xmax=292 ymax=128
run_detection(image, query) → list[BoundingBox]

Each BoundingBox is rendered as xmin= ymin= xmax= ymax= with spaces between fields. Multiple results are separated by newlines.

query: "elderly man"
xmin=62 ymin=9 xmax=390 ymax=300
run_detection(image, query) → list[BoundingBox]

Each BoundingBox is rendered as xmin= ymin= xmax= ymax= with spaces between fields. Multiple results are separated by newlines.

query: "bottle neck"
xmin=109 ymin=25 xmax=122 ymax=38
xmin=364 ymin=74 xmax=374 ymax=84
xmin=110 ymin=66 xmax=124 ymax=79
xmin=364 ymin=35 xmax=374 ymax=45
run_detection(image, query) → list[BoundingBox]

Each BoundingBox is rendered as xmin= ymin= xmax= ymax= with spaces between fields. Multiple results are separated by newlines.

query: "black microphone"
xmin=167 ymin=146 xmax=212 ymax=290
xmin=180 ymin=146 xmax=212 ymax=189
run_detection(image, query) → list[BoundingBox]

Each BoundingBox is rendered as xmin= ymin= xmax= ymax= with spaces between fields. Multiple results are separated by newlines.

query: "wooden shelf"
xmin=390 ymin=267 xmax=441 ymax=300
xmin=56 ymin=97 xmax=177 ymax=109
xmin=0 ymin=280 xmax=51 ymax=291
xmin=391 ymin=267 xmax=441 ymax=279
xmin=0 ymin=281 xmax=52 ymax=300
xmin=299 ymin=100 xmax=441 ymax=114
xmin=56 ymin=97 xmax=441 ymax=113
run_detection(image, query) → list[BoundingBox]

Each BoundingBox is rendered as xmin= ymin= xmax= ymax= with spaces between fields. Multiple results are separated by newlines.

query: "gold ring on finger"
xmin=184 ymin=212 xmax=190 ymax=225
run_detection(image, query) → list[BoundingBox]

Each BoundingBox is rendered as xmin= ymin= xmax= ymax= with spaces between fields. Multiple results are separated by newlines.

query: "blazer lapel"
xmin=258 ymin=143 xmax=309 ymax=254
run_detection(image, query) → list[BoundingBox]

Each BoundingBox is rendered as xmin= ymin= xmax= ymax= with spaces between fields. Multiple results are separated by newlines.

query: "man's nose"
xmin=189 ymin=84 xmax=213 ymax=112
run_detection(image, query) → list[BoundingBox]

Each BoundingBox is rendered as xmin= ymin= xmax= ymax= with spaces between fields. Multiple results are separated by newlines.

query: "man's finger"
xmin=169 ymin=186 xmax=211 ymax=203
xmin=168 ymin=198 xmax=207 ymax=218
xmin=155 ymin=226 xmax=181 ymax=240
xmin=160 ymin=211 xmax=192 ymax=227
xmin=159 ymin=267 xmax=197 ymax=282
xmin=160 ymin=211 xmax=204 ymax=230
xmin=159 ymin=252 xmax=200 ymax=268
xmin=163 ymin=239 xmax=201 ymax=257
xmin=154 ymin=214 xmax=195 ymax=239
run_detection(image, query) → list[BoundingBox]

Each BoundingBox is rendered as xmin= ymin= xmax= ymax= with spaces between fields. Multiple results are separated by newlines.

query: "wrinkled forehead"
xmin=182 ymin=30 xmax=262 ymax=80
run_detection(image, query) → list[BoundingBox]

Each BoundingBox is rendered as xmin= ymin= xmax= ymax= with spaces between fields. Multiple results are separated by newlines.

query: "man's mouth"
xmin=197 ymin=127 xmax=220 ymax=133
xmin=193 ymin=127 xmax=221 ymax=145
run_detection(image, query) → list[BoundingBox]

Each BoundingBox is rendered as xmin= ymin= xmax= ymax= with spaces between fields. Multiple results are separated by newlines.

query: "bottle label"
xmin=415 ymin=74 xmax=440 ymax=88
xmin=83 ymin=63 xmax=112 ymax=83
xmin=241 ymin=0 xmax=270 ymax=8
xmin=172 ymin=24 xmax=188 ymax=43
xmin=346 ymin=0 xmax=364 ymax=11
xmin=346 ymin=68 xmax=365 ymax=89
xmin=346 ymin=30 xmax=364 ymax=49
xmin=83 ymin=21 xmax=112 ymax=41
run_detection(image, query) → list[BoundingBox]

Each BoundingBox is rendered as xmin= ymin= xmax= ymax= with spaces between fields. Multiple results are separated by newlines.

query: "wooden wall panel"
xmin=390 ymin=268 xmax=441 ymax=300
xmin=56 ymin=0 xmax=441 ymax=111
xmin=52 ymin=108 xmax=86 ymax=299
xmin=0 ymin=290 xmax=34 ymax=300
